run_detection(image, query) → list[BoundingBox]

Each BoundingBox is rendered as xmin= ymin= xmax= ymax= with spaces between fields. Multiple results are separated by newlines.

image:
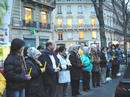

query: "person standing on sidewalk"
xmin=106 ymin=47 xmax=112 ymax=81
xmin=81 ymin=47 xmax=93 ymax=91
xmin=115 ymin=44 xmax=122 ymax=76
xmin=25 ymin=47 xmax=46 ymax=97
xmin=4 ymin=38 xmax=31 ymax=97
xmin=37 ymin=46 xmax=44 ymax=53
xmin=38 ymin=41 xmax=60 ymax=97
xmin=100 ymin=47 xmax=107 ymax=84
xmin=111 ymin=45 xmax=119 ymax=78
xmin=69 ymin=45 xmax=82 ymax=97
xmin=56 ymin=46 xmax=71 ymax=97
xmin=91 ymin=46 xmax=101 ymax=88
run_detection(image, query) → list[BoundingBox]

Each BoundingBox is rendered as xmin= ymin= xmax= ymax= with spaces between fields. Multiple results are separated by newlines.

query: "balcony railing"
xmin=56 ymin=0 xmax=89 ymax=3
xmin=22 ymin=0 xmax=56 ymax=8
xmin=22 ymin=20 xmax=51 ymax=29
xmin=54 ymin=24 xmax=122 ymax=33
xmin=54 ymin=24 xmax=99 ymax=29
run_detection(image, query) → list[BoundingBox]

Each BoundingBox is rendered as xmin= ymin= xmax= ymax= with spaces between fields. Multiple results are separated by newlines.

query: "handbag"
xmin=58 ymin=70 xmax=71 ymax=83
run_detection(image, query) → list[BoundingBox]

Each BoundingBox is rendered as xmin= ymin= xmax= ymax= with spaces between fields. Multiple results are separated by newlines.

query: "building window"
xmin=67 ymin=5 xmax=72 ymax=14
xmin=78 ymin=0 xmax=82 ymax=1
xmin=41 ymin=11 xmax=47 ymax=26
xmin=78 ymin=5 xmax=83 ymax=14
xmin=58 ymin=32 xmax=63 ymax=40
xmin=57 ymin=6 xmax=62 ymax=14
xmin=67 ymin=18 xmax=72 ymax=27
xmin=91 ymin=6 xmax=95 ymax=14
xmin=92 ymin=30 xmax=96 ymax=39
xmin=24 ymin=38 xmax=36 ymax=47
xmin=92 ymin=18 xmax=96 ymax=26
xmin=79 ymin=32 xmax=83 ymax=40
xmin=25 ymin=8 xmax=32 ymax=24
xmin=78 ymin=18 xmax=83 ymax=27
xmin=58 ymin=18 xmax=62 ymax=27
xmin=68 ymin=32 xmax=73 ymax=40
xmin=39 ymin=39 xmax=48 ymax=48
xmin=67 ymin=0 xmax=71 ymax=1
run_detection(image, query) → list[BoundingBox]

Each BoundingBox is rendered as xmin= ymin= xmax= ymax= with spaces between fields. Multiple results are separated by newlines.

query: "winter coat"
xmin=38 ymin=49 xmax=59 ymax=86
xmin=110 ymin=50 xmax=119 ymax=66
xmin=116 ymin=48 xmax=122 ymax=62
xmin=69 ymin=51 xmax=81 ymax=80
xmin=4 ymin=54 xmax=27 ymax=91
xmin=81 ymin=54 xmax=93 ymax=72
xmin=107 ymin=52 xmax=112 ymax=69
xmin=100 ymin=52 xmax=107 ymax=68
xmin=0 ymin=72 xmax=6 ymax=97
xmin=91 ymin=52 xmax=100 ymax=72
xmin=25 ymin=57 xmax=45 ymax=97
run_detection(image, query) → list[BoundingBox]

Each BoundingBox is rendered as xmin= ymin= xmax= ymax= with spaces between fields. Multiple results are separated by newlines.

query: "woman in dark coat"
xmin=91 ymin=47 xmax=101 ymax=88
xmin=110 ymin=45 xmax=119 ymax=78
xmin=25 ymin=47 xmax=45 ymax=97
xmin=4 ymin=38 xmax=31 ymax=97
xmin=100 ymin=47 xmax=107 ymax=84
xmin=69 ymin=45 xmax=82 ymax=96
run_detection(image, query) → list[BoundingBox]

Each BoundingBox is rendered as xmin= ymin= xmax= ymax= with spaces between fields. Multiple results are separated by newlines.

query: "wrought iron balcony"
xmin=56 ymin=0 xmax=89 ymax=3
xmin=54 ymin=24 xmax=122 ymax=34
xmin=54 ymin=24 xmax=99 ymax=30
xmin=22 ymin=0 xmax=56 ymax=8
xmin=22 ymin=20 xmax=51 ymax=29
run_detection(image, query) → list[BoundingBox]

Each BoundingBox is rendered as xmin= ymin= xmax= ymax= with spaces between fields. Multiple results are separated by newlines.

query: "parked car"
xmin=114 ymin=62 xmax=130 ymax=97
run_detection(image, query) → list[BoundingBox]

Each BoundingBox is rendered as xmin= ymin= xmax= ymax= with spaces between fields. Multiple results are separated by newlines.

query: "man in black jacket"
xmin=4 ymin=38 xmax=31 ymax=97
xmin=38 ymin=41 xmax=60 ymax=97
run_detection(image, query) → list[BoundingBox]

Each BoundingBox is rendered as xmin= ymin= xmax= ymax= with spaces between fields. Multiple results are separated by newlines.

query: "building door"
xmin=24 ymin=38 xmax=36 ymax=47
xmin=57 ymin=44 xmax=65 ymax=47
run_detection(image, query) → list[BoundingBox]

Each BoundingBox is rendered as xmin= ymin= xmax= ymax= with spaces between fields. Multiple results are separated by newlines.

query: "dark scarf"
xmin=44 ymin=48 xmax=54 ymax=55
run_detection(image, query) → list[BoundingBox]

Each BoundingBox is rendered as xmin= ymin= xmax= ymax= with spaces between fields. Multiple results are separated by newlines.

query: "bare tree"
xmin=112 ymin=0 xmax=130 ymax=65
xmin=91 ymin=0 xmax=107 ymax=48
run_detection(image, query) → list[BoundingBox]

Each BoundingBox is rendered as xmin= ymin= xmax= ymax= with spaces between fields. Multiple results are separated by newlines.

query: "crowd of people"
xmin=0 ymin=38 xmax=123 ymax=97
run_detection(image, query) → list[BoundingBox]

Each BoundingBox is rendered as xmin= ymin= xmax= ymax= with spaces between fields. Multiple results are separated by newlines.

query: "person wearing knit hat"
xmin=4 ymin=38 xmax=31 ymax=97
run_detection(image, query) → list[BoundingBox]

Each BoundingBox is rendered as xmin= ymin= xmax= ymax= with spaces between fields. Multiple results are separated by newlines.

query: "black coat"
xmin=38 ymin=49 xmax=59 ymax=87
xmin=110 ymin=50 xmax=119 ymax=65
xmin=25 ymin=57 xmax=45 ymax=97
xmin=100 ymin=52 xmax=107 ymax=68
xmin=69 ymin=51 xmax=81 ymax=80
xmin=4 ymin=54 xmax=27 ymax=90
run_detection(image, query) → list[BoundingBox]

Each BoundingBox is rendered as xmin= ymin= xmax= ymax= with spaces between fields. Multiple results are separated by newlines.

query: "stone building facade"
xmin=10 ymin=0 xmax=55 ymax=47
xmin=52 ymin=0 xmax=124 ymax=48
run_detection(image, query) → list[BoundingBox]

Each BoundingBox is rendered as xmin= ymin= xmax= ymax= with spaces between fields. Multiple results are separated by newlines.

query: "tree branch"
xmin=126 ymin=0 xmax=130 ymax=6
xmin=91 ymin=0 xmax=100 ymax=18
xmin=111 ymin=0 xmax=123 ymax=27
